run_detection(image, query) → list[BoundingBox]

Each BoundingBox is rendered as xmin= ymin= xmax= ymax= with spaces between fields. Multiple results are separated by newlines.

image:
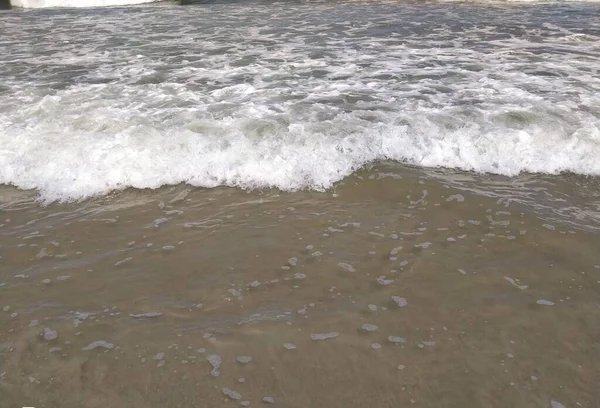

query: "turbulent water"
xmin=1 ymin=0 xmax=600 ymax=203
xmin=2 ymin=3 xmax=600 ymax=407
xmin=8 ymin=0 xmax=160 ymax=9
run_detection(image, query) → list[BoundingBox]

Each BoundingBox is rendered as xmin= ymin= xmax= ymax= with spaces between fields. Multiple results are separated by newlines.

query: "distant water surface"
xmin=0 ymin=0 xmax=599 ymax=202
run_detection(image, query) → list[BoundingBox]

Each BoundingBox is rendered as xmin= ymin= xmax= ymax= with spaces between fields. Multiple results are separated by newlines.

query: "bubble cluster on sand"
xmin=82 ymin=341 xmax=114 ymax=351
xmin=390 ymin=246 xmax=403 ymax=256
xmin=114 ymin=257 xmax=132 ymax=267
xmin=262 ymin=396 xmax=275 ymax=404
xmin=446 ymin=194 xmax=465 ymax=202
xmin=283 ymin=343 xmax=296 ymax=350
xmin=392 ymin=296 xmax=407 ymax=307
xmin=361 ymin=323 xmax=379 ymax=332
xmin=207 ymin=354 xmax=222 ymax=377
xmin=130 ymin=312 xmax=162 ymax=318
xmin=376 ymin=276 xmax=394 ymax=285
xmin=310 ymin=332 xmax=339 ymax=341
xmin=236 ymin=356 xmax=253 ymax=364
xmin=42 ymin=327 xmax=58 ymax=341
xmin=222 ymin=387 xmax=242 ymax=400
xmin=388 ymin=336 xmax=406 ymax=344
xmin=338 ymin=262 xmax=356 ymax=272
xmin=504 ymin=277 xmax=528 ymax=290
xmin=536 ymin=299 xmax=555 ymax=306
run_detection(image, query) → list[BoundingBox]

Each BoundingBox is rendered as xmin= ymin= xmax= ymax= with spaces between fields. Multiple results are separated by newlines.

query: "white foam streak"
xmin=5 ymin=97 xmax=598 ymax=202
xmin=10 ymin=0 xmax=158 ymax=8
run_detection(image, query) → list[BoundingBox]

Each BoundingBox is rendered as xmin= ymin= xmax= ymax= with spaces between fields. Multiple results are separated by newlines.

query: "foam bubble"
xmin=42 ymin=327 xmax=58 ymax=341
xmin=361 ymin=324 xmax=379 ymax=332
xmin=82 ymin=340 xmax=114 ymax=351
xmin=310 ymin=332 xmax=339 ymax=341
xmin=130 ymin=312 xmax=162 ymax=319
xmin=388 ymin=336 xmax=407 ymax=344
xmin=504 ymin=277 xmax=528 ymax=290
xmin=222 ymin=388 xmax=242 ymax=400
xmin=11 ymin=0 xmax=157 ymax=7
xmin=392 ymin=296 xmax=408 ymax=307
xmin=206 ymin=354 xmax=222 ymax=377
xmin=236 ymin=356 xmax=252 ymax=364
xmin=376 ymin=276 xmax=394 ymax=285
xmin=338 ymin=263 xmax=356 ymax=273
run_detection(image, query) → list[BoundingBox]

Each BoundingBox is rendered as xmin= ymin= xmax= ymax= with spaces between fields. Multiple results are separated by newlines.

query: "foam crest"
xmin=10 ymin=0 xmax=158 ymax=7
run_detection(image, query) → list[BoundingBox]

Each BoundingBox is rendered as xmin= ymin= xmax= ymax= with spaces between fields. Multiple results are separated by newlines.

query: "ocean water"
xmin=7 ymin=0 xmax=159 ymax=8
xmin=1 ymin=2 xmax=600 ymax=408
xmin=1 ymin=0 xmax=599 ymax=202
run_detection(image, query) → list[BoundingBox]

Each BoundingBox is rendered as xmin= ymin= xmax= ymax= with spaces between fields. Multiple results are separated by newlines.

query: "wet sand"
xmin=1 ymin=165 xmax=599 ymax=408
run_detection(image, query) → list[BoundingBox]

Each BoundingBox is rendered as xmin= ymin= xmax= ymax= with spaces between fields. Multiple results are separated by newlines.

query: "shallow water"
xmin=1 ymin=165 xmax=599 ymax=407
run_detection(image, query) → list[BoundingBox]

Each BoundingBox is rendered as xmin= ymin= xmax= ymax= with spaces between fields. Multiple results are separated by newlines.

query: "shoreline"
xmin=1 ymin=164 xmax=598 ymax=407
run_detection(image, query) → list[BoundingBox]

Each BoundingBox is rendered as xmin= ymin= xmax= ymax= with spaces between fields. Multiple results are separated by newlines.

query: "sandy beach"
xmin=1 ymin=165 xmax=599 ymax=407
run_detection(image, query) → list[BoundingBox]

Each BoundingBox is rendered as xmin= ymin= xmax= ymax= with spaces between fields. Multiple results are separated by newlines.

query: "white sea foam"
xmin=10 ymin=0 xmax=159 ymax=8
xmin=1 ymin=1 xmax=599 ymax=202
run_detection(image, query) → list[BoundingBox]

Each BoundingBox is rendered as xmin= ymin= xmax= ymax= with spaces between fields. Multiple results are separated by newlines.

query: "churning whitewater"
xmin=8 ymin=0 xmax=159 ymax=8
xmin=1 ymin=1 xmax=599 ymax=202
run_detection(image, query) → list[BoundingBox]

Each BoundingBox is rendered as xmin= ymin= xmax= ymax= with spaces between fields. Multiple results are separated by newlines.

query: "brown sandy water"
xmin=1 ymin=165 xmax=599 ymax=408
